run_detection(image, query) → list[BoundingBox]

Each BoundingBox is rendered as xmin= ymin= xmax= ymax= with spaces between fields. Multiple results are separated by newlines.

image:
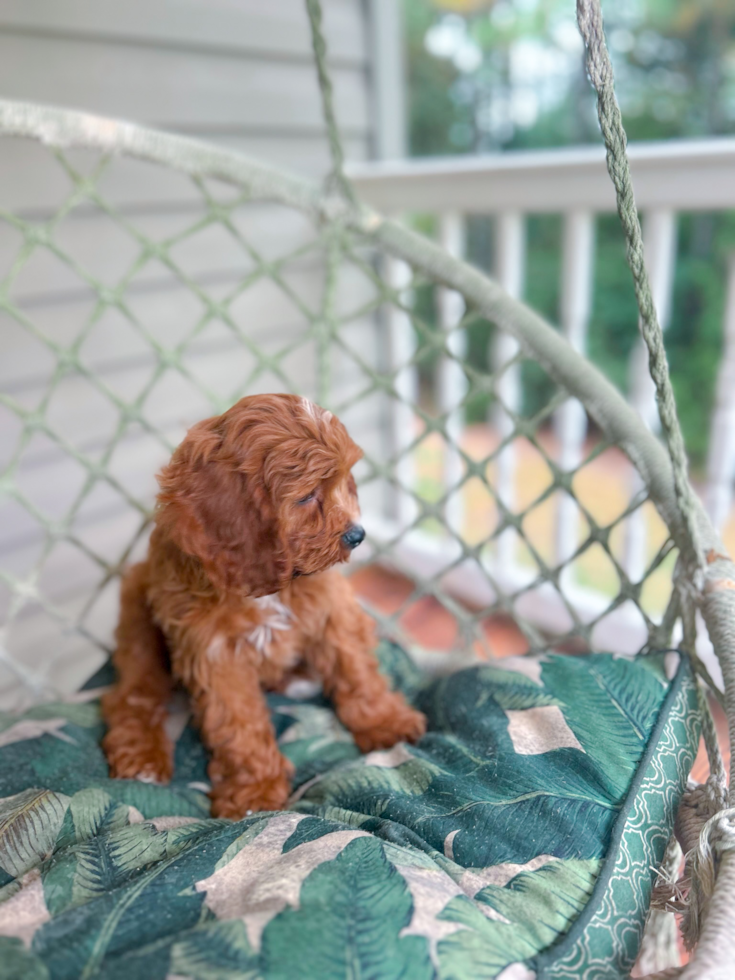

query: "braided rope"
xmin=575 ymin=0 xmax=704 ymax=578
xmin=304 ymin=0 xmax=357 ymax=205
xmin=697 ymin=685 xmax=728 ymax=792
xmin=677 ymin=556 xmax=728 ymax=785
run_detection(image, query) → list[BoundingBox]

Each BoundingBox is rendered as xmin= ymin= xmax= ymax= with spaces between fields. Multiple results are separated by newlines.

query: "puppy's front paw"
xmin=209 ymin=757 xmax=294 ymax=819
xmin=351 ymin=695 xmax=427 ymax=753
xmin=103 ymin=729 xmax=173 ymax=785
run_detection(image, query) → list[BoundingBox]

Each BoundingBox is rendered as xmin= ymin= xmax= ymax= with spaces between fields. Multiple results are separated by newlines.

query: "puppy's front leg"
xmin=186 ymin=649 xmax=293 ymax=819
xmin=311 ymin=577 xmax=426 ymax=752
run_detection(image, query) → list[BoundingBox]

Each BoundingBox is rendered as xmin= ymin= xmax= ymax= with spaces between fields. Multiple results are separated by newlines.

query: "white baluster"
xmin=386 ymin=255 xmax=419 ymax=528
xmin=492 ymin=212 xmax=525 ymax=566
xmin=624 ymin=209 xmax=677 ymax=581
xmin=437 ymin=211 xmax=467 ymax=537
xmin=706 ymin=254 xmax=735 ymax=532
xmin=555 ymin=210 xmax=594 ymax=570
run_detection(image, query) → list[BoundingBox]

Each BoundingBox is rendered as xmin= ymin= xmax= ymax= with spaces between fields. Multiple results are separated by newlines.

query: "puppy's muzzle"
xmin=342 ymin=524 xmax=365 ymax=550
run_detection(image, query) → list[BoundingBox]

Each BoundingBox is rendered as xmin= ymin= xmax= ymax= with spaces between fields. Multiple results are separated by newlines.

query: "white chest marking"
xmin=247 ymin=594 xmax=294 ymax=656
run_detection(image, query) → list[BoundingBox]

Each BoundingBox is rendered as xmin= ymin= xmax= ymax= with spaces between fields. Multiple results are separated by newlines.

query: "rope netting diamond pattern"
xmin=0 ymin=138 xmax=677 ymax=708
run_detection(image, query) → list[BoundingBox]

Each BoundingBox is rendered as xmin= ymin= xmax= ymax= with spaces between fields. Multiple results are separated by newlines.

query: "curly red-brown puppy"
xmin=102 ymin=394 xmax=426 ymax=819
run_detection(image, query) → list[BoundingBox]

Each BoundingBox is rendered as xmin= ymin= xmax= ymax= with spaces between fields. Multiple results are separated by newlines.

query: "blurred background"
xmin=1 ymin=0 xmax=735 ymax=720
xmin=402 ymin=0 xmax=735 ymax=473
xmin=4 ymin=0 xmax=734 ymax=465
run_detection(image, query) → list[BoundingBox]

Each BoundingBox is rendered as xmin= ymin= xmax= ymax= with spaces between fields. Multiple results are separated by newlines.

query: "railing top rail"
xmin=347 ymin=137 xmax=735 ymax=215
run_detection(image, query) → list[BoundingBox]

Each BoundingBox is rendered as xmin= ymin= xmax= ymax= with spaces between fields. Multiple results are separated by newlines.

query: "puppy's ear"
xmin=155 ymin=422 xmax=292 ymax=596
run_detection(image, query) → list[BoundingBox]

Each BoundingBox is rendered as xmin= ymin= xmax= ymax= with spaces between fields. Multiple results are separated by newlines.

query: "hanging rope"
xmin=575 ymin=0 xmax=704 ymax=578
xmin=304 ymin=0 xmax=358 ymax=206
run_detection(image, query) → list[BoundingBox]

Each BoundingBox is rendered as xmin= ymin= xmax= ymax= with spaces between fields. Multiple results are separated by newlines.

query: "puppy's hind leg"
xmin=102 ymin=562 xmax=174 ymax=784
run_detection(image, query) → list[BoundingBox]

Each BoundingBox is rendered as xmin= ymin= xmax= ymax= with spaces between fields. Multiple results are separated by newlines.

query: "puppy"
xmin=102 ymin=393 xmax=426 ymax=818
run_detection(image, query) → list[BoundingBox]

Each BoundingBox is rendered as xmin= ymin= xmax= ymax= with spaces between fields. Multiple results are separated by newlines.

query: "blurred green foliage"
xmin=403 ymin=0 xmax=735 ymax=468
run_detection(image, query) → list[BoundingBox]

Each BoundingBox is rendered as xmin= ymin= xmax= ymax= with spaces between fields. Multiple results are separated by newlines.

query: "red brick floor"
xmin=350 ymin=564 xmax=529 ymax=658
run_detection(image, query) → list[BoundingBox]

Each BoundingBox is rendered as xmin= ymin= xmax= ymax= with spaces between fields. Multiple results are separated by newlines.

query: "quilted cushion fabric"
xmin=0 ymin=642 xmax=698 ymax=980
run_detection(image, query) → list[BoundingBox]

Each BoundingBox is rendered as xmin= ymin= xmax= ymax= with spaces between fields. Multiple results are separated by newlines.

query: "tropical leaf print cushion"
xmin=0 ymin=643 xmax=698 ymax=980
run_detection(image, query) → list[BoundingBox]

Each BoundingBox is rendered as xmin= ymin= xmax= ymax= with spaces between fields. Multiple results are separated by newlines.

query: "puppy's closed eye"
xmin=297 ymin=491 xmax=318 ymax=504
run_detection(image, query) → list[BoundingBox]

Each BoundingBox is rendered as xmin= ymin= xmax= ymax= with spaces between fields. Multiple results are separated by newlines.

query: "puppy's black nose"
xmin=342 ymin=524 xmax=365 ymax=550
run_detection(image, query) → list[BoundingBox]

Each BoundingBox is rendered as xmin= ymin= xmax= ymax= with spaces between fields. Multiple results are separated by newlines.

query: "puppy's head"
xmin=155 ymin=393 xmax=364 ymax=597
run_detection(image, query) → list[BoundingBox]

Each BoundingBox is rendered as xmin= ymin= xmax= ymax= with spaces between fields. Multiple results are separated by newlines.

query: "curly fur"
xmin=102 ymin=394 xmax=426 ymax=818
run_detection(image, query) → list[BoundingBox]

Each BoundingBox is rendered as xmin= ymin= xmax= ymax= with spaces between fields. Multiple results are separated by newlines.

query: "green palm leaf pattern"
xmin=0 ymin=789 xmax=70 ymax=879
xmin=0 ymin=937 xmax=50 ymax=980
xmin=434 ymin=859 xmax=599 ymax=980
xmin=169 ymin=920 xmax=261 ymax=980
xmin=260 ymin=836 xmax=434 ymax=980
xmin=42 ymin=819 xmax=217 ymax=916
xmin=293 ymin=653 xmax=660 ymax=868
xmin=0 ymin=644 xmax=698 ymax=980
xmin=54 ymin=788 xmax=132 ymax=851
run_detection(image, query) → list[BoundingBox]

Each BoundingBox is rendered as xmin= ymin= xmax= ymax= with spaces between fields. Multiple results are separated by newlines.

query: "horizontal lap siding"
xmin=0 ymin=37 xmax=370 ymax=136
xmin=0 ymin=0 xmax=368 ymax=64
xmin=0 ymin=0 xmax=386 ymax=703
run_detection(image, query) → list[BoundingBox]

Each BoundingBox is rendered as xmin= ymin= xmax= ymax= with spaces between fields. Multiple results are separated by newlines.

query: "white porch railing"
xmin=348 ymin=139 xmax=735 ymax=674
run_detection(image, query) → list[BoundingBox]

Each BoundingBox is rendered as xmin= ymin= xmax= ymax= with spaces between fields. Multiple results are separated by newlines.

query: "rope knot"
xmin=705 ymin=809 xmax=735 ymax=857
xmin=681 ymin=806 xmax=735 ymax=949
